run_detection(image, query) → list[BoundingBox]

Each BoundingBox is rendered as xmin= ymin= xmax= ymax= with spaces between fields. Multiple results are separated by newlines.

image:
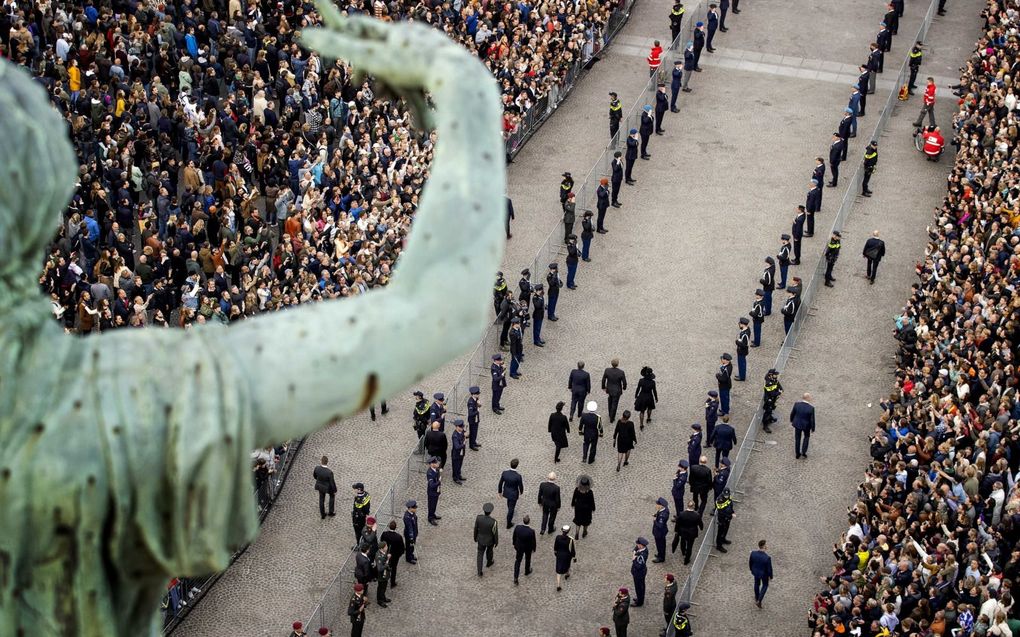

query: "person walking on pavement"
xmin=512 ymin=515 xmax=537 ymax=585
xmin=474 ymin=502 xmax=499 ymax=576
xmin=652 ymin=497 xmax=671 ymax=563
xmin=863 ymin=230 xmax=886 ymax=283
xmin=549 ymin=401 xmax=570 ymax=462
xmin=571 ymin=475 xmax=596 ymax=539
xmin=714 ymin=489 xmax=735 ymax=551
xmin=631 ymin=537 xmax=650 ymax=606
xmin=602 ymin=359 xmax=628 ymax=422
xmin=313 ymin=456 xmax=337 ymax=519
xmin=580 ymin=402 xmax=604 ymax=464
xmin=381 ymin=520 xmax=405 ymax=587
xmin=762 ymin=369 xmax=783 ymax=433
xmin=613 ymin=588 xmax=632 ymax=637
xmin=554 ymin=525 xmax=577 ymax=591
xmin=790 ymin=393 xmax=816 ymax=459
xmin=351 ymin=482 xmax=371 ymax=543
xmin=713 ymin=417 xmax=737 ymax=468
xmin=568 ymin=361 xmax=592 ymax=420
xmin=914 ymin=77 xmax=937 ymax=128
xmin=613 ymin=410 xmax=637 ymax=471
xmin=634 ymin=366 xmax=658 ymax=428
xmin=823 ymin=230 xmax=842 ymax=287
xmin=749 ymin=540 xmax=774 ymax=608
xmin=498 ymin=458 xmax=525 ymax=528
xmin=538 ymin=472 xmax=562 ymax=534
xmin=647 ymin=40 xmax=663 ymax=77
xmin=862 ymin=140 xmax=879 ymax=197
xmin=671 ymin=501 xmax=703 ymax=565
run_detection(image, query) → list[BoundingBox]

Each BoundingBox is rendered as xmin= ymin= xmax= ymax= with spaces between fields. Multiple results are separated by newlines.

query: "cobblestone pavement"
xmin=175 ymin=0 xmax=979 ymax=635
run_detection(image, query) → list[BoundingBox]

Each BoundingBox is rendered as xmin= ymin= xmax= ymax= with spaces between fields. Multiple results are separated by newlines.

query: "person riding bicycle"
xmin=922 ymin=126 xmax=945 ymax=161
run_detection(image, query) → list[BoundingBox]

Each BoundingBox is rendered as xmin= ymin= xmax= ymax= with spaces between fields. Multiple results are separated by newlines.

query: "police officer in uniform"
xmin=426 ymin=456 xmax=442 ymax=525
xmin=761 ymin=257 xmax=776 ymax=315
xmin=670 ymin=60 xmax=683 ymax=111
xmin=693 ymin=23 xmax=705 ymax=69
xmin=838 ymin=108 xmax=853 ymax=161
xmin=672 ymin=601 xmax=693 ymax=637
xmin=655 ymin=84 xmax=668 ymax=134
xmin=497 ymin=290 xmax=514 ymax=350
xmin=749 ymin=289 xmax=765 ymax=347
xmin=625 ymin=129 xmax=639 ymax=184
xmin=639 ymin=106 xmax=654 ymax=159
xmin=352 ymin=482 xmax=371 ymax=542
xmin=611 ymin=152 xmax=624 ymax=206
xmin=713 ymin=456 xmax=731 ymax=500
xmin=596 ymin=178 xmax=610 ymax=233
xmin=672 ymin=460 xmax=689 ymax=516
xmin=706 ymin=5 xmax=719 ymax=52
xmin=705 ymin=390 xmax=720 ymax=445
xmin=877 ymin=21 xmax=892 ymax=53
xmin=451 ymin=419 xmax=467 ymax=484
xmin=735 ymin=317 xmax=750 ymax=381
xmin=609 ymin=92 xmax=623 ymax=139
xmin=491 ymin=354 xmax=507 ymax=413
xmin=716 ymin=353 xmax=733 ymax=415
xmin=531 ymin=285 xmax=546 ymax=346
xmin=714 ymin=488 xmax=735 ymax=551
xmin=862 ymin=141 xmax=878 ymax=197
xmin=493 ymin=271 xmax=507 ymax=315
xmin=566 ymin=235 xmax=580 ymax=289
xmin=412 ymin=390 xmax=431 ymax=444
xmin=581 ymin=211 xmax=595 ymax=262
xmin=559 ymin=172 xmax=573 ymax=205
xmin=403 ymin=500 xmax=419 ymax=563
xmin=827 ymin=133 xmax=844 ymax=188
xmin=761 ymin=369 xmax=783 ymax=433
xmin=777 ymin=234 xmax=792 ymax=289
xmin=631 ymin=537 xmax=650 ymax=607
xmin=805 ymin=181 xmax=821 ymax=237
xmin=429 ymin=392 xmax=447 ymax=431
xmin=720 ymin=0 xmax=730 ymax=30
xmin=687 ymin=423 xmax=703 ymax=468
xmin=907 ymin=41 xmax=923 ymax=93
xmin=781 ymin=288 xmax=799 ymax=335
xmin=509 ymin=318 xmax=524 ymax=379
xmin=652 ymin=498 xmax=670 ymax=563
xmin=824 ymin=230 xmax=842 ymax=287
xmin=792 ymin=206 xmax=806 ymax=264
xmin=518 ymin=269 xmax=532 ymax=311
xmin=857 ymin=64 xmax=870 ymax=116
xmin=467 ymin=385 xmax=482 ymax=449
xmin=546 ymin=263 xmax=562 ymax=320
xmin=669 ymin=2 xmax=685 ymax=47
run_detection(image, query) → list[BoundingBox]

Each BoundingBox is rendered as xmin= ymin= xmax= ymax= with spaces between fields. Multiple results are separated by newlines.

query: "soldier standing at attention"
xmin=426 ymin=457 xmax=442 ymax=525
xmin=403 ymin=500 xmax=419 ymax=564
xmin=670 ymin=60 xmax=683 ymax=112
xmin=608 ymin=93 xmax=623 ymax=139
xmin=613 ymin=588 xmax=632 ymax=637
xmin=509 ymin=317 xmax=524 ymax=379
xmin=827 ymin=133 xmax=845 ymax=188
xmin=749 ymin=289 xmax=766 ymax=348
xmin=672 ymin=461 xmax=689 ymax=515
xmin=716 ymin=353 xmax=733 ymax=415
xmin=531 ymin=285 xmax=546 ymax=347
xmin=704 ymin=390 xmax=720 ymax=446
xmin=639 ymin=106 xmax=654 ymax=159
xmin=451 ymin=420 xmax=467 ymax=484
xmin=687 ymin=423 xmax=703 ymax=468
xmin=467 ymin=386 xmax=482 ymax=449
xmin=652 ymin=498 xmax=670 ymax=563
xmin=348 ymin=583 xmax=367 ymax=637
xmin=792 ymin=206 xmax=806 ymax=264
xmin=631 ymin=537 xmax=650 ymax=606
xmin=735 ymin=317 xmax=750 ymax=382
xmin=596 ymin=178 xmax=610 ymax=233
xmin=777 ymin=234 xmax=792 ymax=289
xmin=546 ymin=263 xmax=562 ymax=321
xmin=610 ymin=152 xmax=624 ymax=207
xmin=625 ymin=129 xmax=639 ymax=184
xmin=491 ymin=354 xmax=507 ymax=414
xmin=781 ymin=288 xmax=799 ymax=335
xmin=581 ymin=211 xmax=595 ymax=262
xmin=761 ymin=257 xmax=776 ymax=315
xmin=518 ymin=268 xmax=532 ymax=312
xmin=655 ymin=83 xmax=669 ymax=135
xmin=805 ymin=179 xmax=822 ymax=237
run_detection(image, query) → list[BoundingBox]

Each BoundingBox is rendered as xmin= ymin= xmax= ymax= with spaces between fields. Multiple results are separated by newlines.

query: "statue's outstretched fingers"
xmin=300 ymin=28 xmax=378 ymax=74
xmin=404 ymin=90 xmax=435 ymax=132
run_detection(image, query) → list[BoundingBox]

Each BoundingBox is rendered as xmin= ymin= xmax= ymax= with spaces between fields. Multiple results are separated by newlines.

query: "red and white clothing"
xmin=923 ymin=130 xmax=944 ymax=156
xmin=647 ymin=45 xmax=663 ymax=73
xmin=923 ymin=83 xmax=936 ymax=106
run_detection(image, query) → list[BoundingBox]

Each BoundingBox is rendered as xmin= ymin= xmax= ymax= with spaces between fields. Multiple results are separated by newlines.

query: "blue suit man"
xmin=790 ymin=394 xmax=817 ymax=459
xmin=749 ymin=541 xmax=774 ymax=607
xmin=670 ymin=60 xmax=683 ymax=110
xmin=652 ymin=498 xmax=670 ymax=562
xmin=687 ymin=423 xmax=703 ymax=467
xmin=498 ymin=460 xmax=525 ymax=528
xmin=671 ymin=461 xmax=689 ymax=515
xmin=451 ymin=420 xmax=467 ymax=483
xmin=712 ymin=420 xmax=737 ymax=468
xmin=426 ymin=458 xmax=442 ymax=524
xmin=848 ymin=87 xmax=862 ymax=137
xmin=706 ymin=6 xmax=719 ymax=51
xmin=403 ymin=500 xmax=419 ymax=563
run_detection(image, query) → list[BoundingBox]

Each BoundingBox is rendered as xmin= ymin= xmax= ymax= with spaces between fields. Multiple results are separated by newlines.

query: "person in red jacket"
xmin=647 ymin=40 xmax=663 ymax=77
xmin=913 ymin=77 xmax=936 ymax=128
xmin=922 ymin=126 xmax=945 ymax=161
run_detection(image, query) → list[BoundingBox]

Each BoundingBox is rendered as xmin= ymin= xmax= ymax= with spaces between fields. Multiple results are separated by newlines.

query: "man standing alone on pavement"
xmin=474 ymin=502 xmax=499 ymax=576
xmin=602 ymin=359 xmax=628 ymax=422
xmin=313 ymin=456 xmax=337 ymax=519
xmin=512 ymin=515 xmax=537 ymax=585
xmin=863 ymin=230 xmax=886 ymax=283
xmin=749 ymin=540 xmax=774 ymax=608
xmin=790 ymin=393 xmax=816 ymax=459
xmin=498 ymin=458 xmax=525 ymax=528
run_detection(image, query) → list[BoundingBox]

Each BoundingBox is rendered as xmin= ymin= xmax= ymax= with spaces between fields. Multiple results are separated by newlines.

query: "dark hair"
xmin=758 ymin=540 xmax=767 ymax=549
xmin=388 ymin=520 xmax=397 ymax=530
xmin=555 ymin=401 xmax=565 ymax=412
xmin=523 ymin=515 xmax=530 ymax=524
xmin=577 ymin=361 xmax=585 ymax=369
xmin=622 ymin=410 xmax=631 ymax=419
xmin=321 ymin=456 xmax=328 ymax=464
xmin=510 ymin=458 xmax=519 ymax=469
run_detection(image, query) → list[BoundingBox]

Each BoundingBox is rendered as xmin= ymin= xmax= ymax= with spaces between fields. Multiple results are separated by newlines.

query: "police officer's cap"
xmin=562 ymin=172 xmax=571 ymax=178
xmin=797 ymin=205 xmax=806 ymax=211
xmin=768 ymin=368 xmax=778 ymax=374
xmin=723 ymin=488 xmax=731 ymax=497
xmin=428 ymin=456 xmax=440 ymax=464
xmin=469 ymin=385 xmax=480 ymax=394
xmin=765 ymin=256 xmax=775 ymax=264
xmin=609 ymin=91 xmax=618 ymax=97
xmin=643 ymin=104 xmax=652 ymax=112
xmin=549 ymin=262 xmax=558 ymax=269
xmin=869 ymin=140 xmax=878 ymax=147
xmin=656 ymin=497 xmax=668 ymax=507
xmin=534 ymin=283 xmax=544 ymax=291
xmin=755 ymin=288 xmax=764 ymax=296
xmin=482 ymin=502 xmax=494 ymax=514
xmin=521 ymin=268 xmax=530 ymax=276
xmin=721 ymin=456 xmax=732 ymax=466
xmin=695 ymin=20 xmax=704 ymax=26
xmin=657 ymin=82 xmax=665 ymax=87
xmin=352 ymin=482 xmax=365 ymax=490
xmin=496 ymin=271 xmax=503 ymax=277
xmin=678 ymin=459 xmax=690 ymax=468
xmin=636 ymin=536 xmax=649 ymax=546
xmin=454 ymin=418 xmax=465 ymax=427
xmin=739 ymin=317 xmax=749 ymax=325
xmin=833 ymin=230 xmax=842 ymax=237
xmin=692 ymin=423 xmax=702 ymax=430
xmin=413 ymin=390 xmax=424 ymax=397
xmin=492 ymin=353 xmax=503 ymax=361
xmin=721 ymin=353 xmax=732 ymax=360
xmin=583 ymin=210 xmax=593 ymax=217
xmin=406 ymin=499 xmax=417 ymax=508
xmin=674 ymin=59 xmax=682 ymax=64
xmin=781 ymin=233 xmax=791 ymax=240
xmin=614 ymin=151 xmax=622 ymax=158
xmin=676 ymin=602 xmax=691 ymax=612
xmin=708 ymin=390 xmax=718 ymax=397
xmin=511 ymin=317 xmax=521 ymax=323
xmin=433 ymin=392 xmax=444 ymax=401
xmin=630 ymin=128 xmax=638 ymax=134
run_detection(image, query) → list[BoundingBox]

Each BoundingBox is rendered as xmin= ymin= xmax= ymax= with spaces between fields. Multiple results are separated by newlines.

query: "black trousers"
xmin=614 ymin=620 xmax=629 ymax=637
xmin=514 ymin=549 xmax=532 ymax=580
xmin=795 ymin=428 xmax=812 ymax=456
xmin=672 ymin=533 xmax=696 ymax=561
xmin=376 ymin=577 xmax=388 ymax=603
xmin=866 ymin=257 xmax=881 ymax=281
xmin=825 ymin=258 xmax=836 ymax=283
xmin=351 ymin=619 xmax=365 ymax=637
xmin=597 ymin=206 xmax=608 ymax=231
xmin=793 ymin=238 xmax=802 ymax=262
xmin=830 ymin=160 xmax=840 ymax=185
xmin=583 ymin=437 xmax=599 ymax=463
xmin=477 ymin=544 xmax=494 ymax=574
xmin=570 ymin=391 xmax=586 ymax=419
xmin=611 ymin=178 xmax=622 ymax=204
xmin=541 ymin=506 xmax=559 ymax=533
xmin=655 ymin=108 xmax=666 ymax=133
xmin=625 ymin=156 xmax=636 ymax=181
xmin=716 ymin=518 xmax=731 ymax=546
xmin=640 ymin=133 xmax=650 ymax=157
xmin=806 ymin=211 xmax=815 ymax=236
xmin=607 ymin=393 xmax=621 ymax=422
xmin=319 ymin=491 xmax=335 ymax=518
xmin=692 ymin=488 xmax=709 ymax=514
xmin=388 ymin=555 xmax=399 ymax=586
xmin=610 ymin=120 xmax=620 ymax=139
xmin=862 ymin=167 xmax=874 ymax=193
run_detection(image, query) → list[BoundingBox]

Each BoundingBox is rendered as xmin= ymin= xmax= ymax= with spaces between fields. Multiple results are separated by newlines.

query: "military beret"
xmin=433 ymin=392 xmax=444 ymax=400
xmin=643 ymin=104 xmax=652 ymax=112
xmin=366 ymin=516 xmax=376 ymax=525
xmin=674 ymin=59 xmax=682 ymax=64
xmin=583 ymin=210 xmax=593 ymax=217
xmin=755 ymin=288 xmax=764 ymax=296
xmin=352 ymin=482 xmax=364 ymax=490
xmin=679 ymin=460 xmax=690 ymax=468
xmin=483 ymin=502 xmax=494 ymax=513
xmin=454 ymin=418 xmax=465 ymax=427
xmin=739 ymin=317 xmax=749 ymax=325
xmin=666 ymin=573 xmax=675 ymax=582
xmin=618 ymin=587 xmax=629 ymax=594
xmin=469 ymin=386 xmax=480 ymax=394
xmin=293 ymin=622 xmax=303 ymax=631
xmin=630 ymin=128 xmax=638 ymax=134
xmin=708 ymin=390 xmax=718 ymax=397
xmin=696 ymin=20 xmax=704 ymax=26
xmin=656 ymin=497 xmax=669 ymax=506
xmin=692 ymin=423 xmax=702 ymax=430
xmin=721 ymin=353 xmax=732 ymax=361
xmin=636 ymin=536 xmax=649 ymax=545
xmin=406 ymin=499 xmax=417 ymax=508
xmin=600 ymin=627 xmax=612 ymax=636
xmin=319 ymin=628 xmax=329 ymax=636
xmin=353 ymin=583 xmax=364 ymax=593
xmin=534 ymin=283 xmax=544 ymax=290
xmin=781 ymin=233 xmax=790 ymax=240
xmin=492 ymin=353 xmax=503 ymax=361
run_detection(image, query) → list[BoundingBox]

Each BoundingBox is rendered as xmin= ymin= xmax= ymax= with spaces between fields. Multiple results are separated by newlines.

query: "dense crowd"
xmin=1 ymin=0 xmax=621 ymax=334
xmin=809 ymin=2 xmax=1020 ymax=635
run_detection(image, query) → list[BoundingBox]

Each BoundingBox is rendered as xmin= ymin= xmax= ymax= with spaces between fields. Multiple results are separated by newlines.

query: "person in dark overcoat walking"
xmin=571 ymin=475 xmax=596 ymax=539
xmin=613 ymin=410 xmax=638 ymax=472
xmin=548 ymin=400 xmax=570 ymax=462
xmin=553 ymin=525 xmax=577 ymax=591
xmin=633 ymin=367 xmax=658 ymax=429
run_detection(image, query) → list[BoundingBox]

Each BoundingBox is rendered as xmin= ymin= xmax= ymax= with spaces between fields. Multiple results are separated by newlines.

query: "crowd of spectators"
xmin=1 ymin=0 xmax=622 ymax=336
xmin=809 ymin=2 xmax=1020 ymax=635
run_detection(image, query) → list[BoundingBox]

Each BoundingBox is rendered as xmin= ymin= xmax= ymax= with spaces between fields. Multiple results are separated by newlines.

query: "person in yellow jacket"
xmin=68 ymin=58 xmax=82 ymax=106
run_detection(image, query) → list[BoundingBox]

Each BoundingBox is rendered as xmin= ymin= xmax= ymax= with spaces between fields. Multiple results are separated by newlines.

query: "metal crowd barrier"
xmin=162 ymin=439 xmax=303 ymax=633
xmin=664 ymin=0 xmax=941 ymax=633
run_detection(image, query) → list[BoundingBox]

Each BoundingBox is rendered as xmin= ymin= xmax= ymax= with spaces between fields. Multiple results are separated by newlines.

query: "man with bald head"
xmin=790 ymin=393 xmax=816 ymax=459
xmin=537 ymin=472 xmax=562 ymax=534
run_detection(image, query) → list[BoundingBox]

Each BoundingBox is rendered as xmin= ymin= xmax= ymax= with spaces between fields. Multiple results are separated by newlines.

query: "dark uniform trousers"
xmin=541 ymin=505 xmax=558 ymax=534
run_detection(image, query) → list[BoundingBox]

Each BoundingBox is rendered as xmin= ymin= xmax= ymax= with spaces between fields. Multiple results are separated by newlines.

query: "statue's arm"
xmin=217 ymin=8 xmax=506 ymax=447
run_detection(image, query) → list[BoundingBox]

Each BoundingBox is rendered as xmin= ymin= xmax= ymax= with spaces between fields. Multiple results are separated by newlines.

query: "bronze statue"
xmin=0 ymin=4 xmax=506 ymax=634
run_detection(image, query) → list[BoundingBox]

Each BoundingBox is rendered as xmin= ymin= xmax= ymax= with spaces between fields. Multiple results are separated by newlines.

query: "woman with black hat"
xmin=634 ymin=367 xmax=659 ymax=429
xmin=571 ymin=475 xmax=596 ymax=539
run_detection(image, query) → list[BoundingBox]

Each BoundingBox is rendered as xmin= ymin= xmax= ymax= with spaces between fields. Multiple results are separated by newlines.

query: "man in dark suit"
xmin=827 ymin=133 xmax=844 ymax=188
xmin=568 ymin=361 xmax=592 ymax=420
xmin=688 ymin=456 xmax=713 ymax=515
xmin=791 ymin=206 xmax=805 ymax=265
xmin=380 ymin=520 xmax=405 ymax=588
xmin=511 ymin=515 xmax=537 ymax=585
xmin=601 ymin=359 xmax=628 ymax=423
xmin=790 ymin=393 xmax=817 ymax=459
xmin=473 ymin=502 xmax=499 ymax=576
xmin=537 ymin=472 xmax=562 ymax=534
xmin=862 ymin=230 xmax=886 ymax=284
xmin=610 ymin=152 xmax=624 ymax=207
xmin=805 ymin=181 xmax=821 ymax=238
xmin=712 ymin=419 xmax=737 ymax=468
xmin=354 ymin=543 xmax=374 ymax=599
xmin=625 ymin=129 xmax=639 ymax=184
xmin=313 ymin=455 xmax=337 ymax=519
xmin=749 ymin=540 xmax=774 ymax=608
xmin=498 ymin=458 xmax=525 ymax=528
xmin=596 ymin=178 xmax=610 ymax=233
xmin=424 ymin=421 xmax=448 ymax=468
xmin=671 ymin=501 xmax=703 ymax=565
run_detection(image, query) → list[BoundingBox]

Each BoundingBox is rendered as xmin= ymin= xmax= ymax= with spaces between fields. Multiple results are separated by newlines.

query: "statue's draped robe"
xmin=1 ymin=317 xmax=258 ymax=636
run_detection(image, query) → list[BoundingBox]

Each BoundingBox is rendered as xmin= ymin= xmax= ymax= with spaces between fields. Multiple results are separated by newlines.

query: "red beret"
xmin=293 ymin=622 xmax=303 ymax=630
xmin=665 ymin=573 xmax=675 ymax=582
xmin=353 ymin=583 xmax=365 ymax=592
xmin=318 ymin=628 xmax=329 ymax=636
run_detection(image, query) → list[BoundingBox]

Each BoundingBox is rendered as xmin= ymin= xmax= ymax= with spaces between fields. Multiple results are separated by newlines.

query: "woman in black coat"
xmin=553 ymin=525 xmax=577 ymax=591
xmin=634 ymin=366 xmax=659 ymax=429
xmin=570 ymin=476 xmax=596 ymax=539
xmin=548 ymin=401 xmax=570 ymax=462
xmin=613 ymin=410 xmax=637 ymax=472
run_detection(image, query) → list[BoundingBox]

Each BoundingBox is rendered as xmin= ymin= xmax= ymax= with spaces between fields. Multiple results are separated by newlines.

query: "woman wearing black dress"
xmin=613 ymin=410 xmax=638 ymax=472
xmin=553 ymin=525 xmax=577 ymax=591
xmin=633 ymin=366 xmax=659 ymax=430
xmin=570 ymin=476 xmax=596 ymax=540
xmin=547 ymin=401 xmax=570 ymax=462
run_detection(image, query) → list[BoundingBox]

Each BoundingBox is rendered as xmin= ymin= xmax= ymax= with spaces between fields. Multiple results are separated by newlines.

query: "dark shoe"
xmin=802 ymin=232 xmax=813 ymax=238
xmin=641 ymin=155 xmax=651 ymax=160
xmin=682 ymin=87 xmax=693 ymax=92
xmin=597 ymin=229 xmax=608 ymax=234
xmin=548 ymin=316 xmax=558 ymax=322
xmin=632 ymin=602 xmax=643 ymax=608
xmin=869 ymin=278 xmax=874 ymax=285
xmin=428 ymin=519 xmax=439 ymax=526
xmin=514 ymin=579 xmax=519 ymax=585
xmin=795 ymin=453 xmax=801 ymax=459
xmin=655 ymin=131 xmax=664 ymax=136
xmin=707 ymin=47 xmax=716 ymax=52
xmin=695 ymin=67 xmax=703 ymax=72
xmin=383 ymin=597 xmax=392 ymax=603
xmin=582 ymin=258 xmax=591 ymax=262
xmin=826 ymin=182 xmax=836 ymax=188
xmin=434 ymin=515 xmax=442 ymax=520
xmin=720 ymin=27 xmax=729 ymax=31
xmin=408 ymin=559 xmax=418 ymax=564
xmin=626 ymin=180 xmax=636 ymax=185
xmin=611 ymin=202 xmax=622 ymax=208
xmin=723 ymin=539 xmax=732 ymax=545
xmin=732 ymin=8 xmax=741 ymax=12
xmin=525 ymin=569 xmax=533 ymax=576
xmin=670 ymin=108 xmax=680 ymax=113
xmin=478 ymin=571 xmax=483 ymax=577
xmin=824 ymin=281 xmax=834 ymax=287
xmin=791 ymin=259 xmax=800 ymax=265
xmin=652 ymin=558 xmax=665 ymax=563
xmin=616 ymin=465 xmax=621 ymax=472
xmin=567 ymin=285 xmax=577 ymax=290
xmin=716 ymin=546 xmax=728 ymax=553
xmin=534 ymin=342 xmax=545 ymax=347
xmin=862 ymin=191 xmax=872 ymax=197
xmin=623 ymin=461 xmax=629 ymax=466
xmin=321 ymin=515 xmax=326 ymax=520
xmin=507 ymin=522 xmax=515 ymax=529
xmin=453 ymin=479 xmax=463 ymax=485
xmin=328 ymin=512 xmax=336 ymax=517
xmin=763 ymin=426 xmax=772 ymax=434
xmin=849 ymin=133 xmax=857 ymax=138
xmin=487 ymin=561 xmax=495 ymax=567
xmin=377 ymin=601 xmax=388 ymax=608
xmin=557 ymin=586 xmax=562 ymax=591
xmin=683 ymin=557 xmax=690 ymax=565
xmin=801 ymin=453 xmax=808 ymax=458
xmin=756 ymin=601 xmax=762 ymax=609
xmin=582 ymin=528 xmax=588 ymax=538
